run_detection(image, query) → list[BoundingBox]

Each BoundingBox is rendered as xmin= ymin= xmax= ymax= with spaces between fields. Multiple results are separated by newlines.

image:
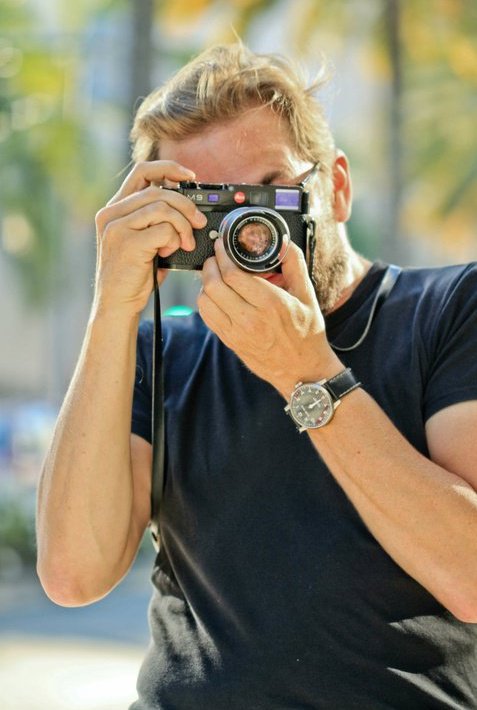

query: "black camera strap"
xmin=150 ymin=256 xmax=164 ymax=551
xmin=330 ymin=264 xmax=402 ymax=352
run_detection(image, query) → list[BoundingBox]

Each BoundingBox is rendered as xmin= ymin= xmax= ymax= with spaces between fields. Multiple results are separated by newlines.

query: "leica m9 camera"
xmin=156 ymin=181 xmax=315 ymax=273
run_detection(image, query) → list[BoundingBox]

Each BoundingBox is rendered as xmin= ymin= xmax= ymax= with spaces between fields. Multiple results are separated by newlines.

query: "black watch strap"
xmin=323 ymin=368 xmax=361 ymax=402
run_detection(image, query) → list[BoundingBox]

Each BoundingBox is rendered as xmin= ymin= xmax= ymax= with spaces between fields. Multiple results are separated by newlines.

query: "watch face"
xmin=290 ymin=384 xmax=334 ymax=429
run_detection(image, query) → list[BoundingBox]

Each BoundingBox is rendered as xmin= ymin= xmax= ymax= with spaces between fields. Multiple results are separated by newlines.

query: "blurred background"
xmin=0 ymin=0 xmax=476 ymax=707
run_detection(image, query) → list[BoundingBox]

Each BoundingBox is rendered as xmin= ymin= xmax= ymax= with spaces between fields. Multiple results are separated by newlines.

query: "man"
xmin=36 ymin=44 xmax=477 ymax=709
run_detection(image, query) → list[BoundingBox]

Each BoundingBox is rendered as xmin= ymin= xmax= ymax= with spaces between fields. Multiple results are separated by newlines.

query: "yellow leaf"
xmin=160 ymin=0 xmax=212 ymax=26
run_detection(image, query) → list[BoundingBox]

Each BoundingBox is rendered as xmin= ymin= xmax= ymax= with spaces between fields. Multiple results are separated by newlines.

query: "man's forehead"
xmin=158 ymin=104 xmax=306 ymax=183
xmin=161 ymin=141 xmax=304 ymax=184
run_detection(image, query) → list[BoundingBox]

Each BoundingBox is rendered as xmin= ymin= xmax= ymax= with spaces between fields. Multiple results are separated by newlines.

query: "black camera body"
xmin=156 ymin=181 xmax=314 ymax=273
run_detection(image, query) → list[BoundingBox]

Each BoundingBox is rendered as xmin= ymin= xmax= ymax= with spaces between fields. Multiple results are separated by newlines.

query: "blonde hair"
xmin=130 ymin=43 xmax=335 ymax=171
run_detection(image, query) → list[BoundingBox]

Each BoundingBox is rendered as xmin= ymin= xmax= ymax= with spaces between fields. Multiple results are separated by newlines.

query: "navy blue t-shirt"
xmin=130 ymin=262 xmax=477 ymax=710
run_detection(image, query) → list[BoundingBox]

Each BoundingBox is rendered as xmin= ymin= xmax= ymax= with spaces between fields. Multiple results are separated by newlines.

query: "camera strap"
xmin=330 ymin=264 xmax=402 ymax=352
xmin=150 ymin=256 xmax=164 ymax=551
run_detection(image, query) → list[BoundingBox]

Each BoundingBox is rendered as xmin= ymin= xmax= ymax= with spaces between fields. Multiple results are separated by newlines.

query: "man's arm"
xmin=198 ymin=240 xmax=477 ymax=622
xmin=303 ymin=391 xmax=477 ymax=623
xmin=36 ymin=311 xmax=151 ymax=606
xmin=36 ymin=160 xmax=204 ymax=606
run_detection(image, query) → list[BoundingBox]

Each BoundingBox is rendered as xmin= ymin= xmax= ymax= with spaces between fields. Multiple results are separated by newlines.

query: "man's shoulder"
xmin=395 ymin=261 xmax=477 ymax=304
xmin=383 ymin=262 xmax=477 ymax=351
xmin=399 ymin=261 xmax=477 ymax=285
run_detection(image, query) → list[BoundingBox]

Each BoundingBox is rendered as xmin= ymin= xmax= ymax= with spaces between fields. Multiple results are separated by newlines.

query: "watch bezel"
xmin=288 ymin=381 xmax=335 ymax=431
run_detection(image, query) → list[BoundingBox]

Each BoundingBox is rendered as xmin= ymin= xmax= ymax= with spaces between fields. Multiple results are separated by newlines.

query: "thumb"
xmin=280 ymin=241 xmax=316 ymax=305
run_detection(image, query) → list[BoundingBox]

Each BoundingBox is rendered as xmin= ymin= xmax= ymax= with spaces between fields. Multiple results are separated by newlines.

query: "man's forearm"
xmin=36 ymin=307 xmax=142 ymax=605
xmin=304 ymin=387 xmax=477 ymax=622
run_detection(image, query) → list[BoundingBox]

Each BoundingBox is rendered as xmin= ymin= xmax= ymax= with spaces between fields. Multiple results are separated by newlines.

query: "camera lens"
xmin=236 ymin=220 xmax=274 ymax=258
xmin=220 ymin=207 xmax=290 ymax=272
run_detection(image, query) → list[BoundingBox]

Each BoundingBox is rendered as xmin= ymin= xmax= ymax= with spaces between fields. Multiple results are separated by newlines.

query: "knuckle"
xmin=149 ymin=200 xmax=172 ymax=221
xmin=157 ymin=201 xmax=173 ymax=217
xmin=222 ymin=266 xmax=241 ymax=287
xmin=155 ymin=220 xmax=174 ymax=237
xmin=95 ymin=206 xmax=109 ymax=231
xmin=142 ymin=184 xmax=162 ymax=198
xmin=166 ymin=231 xmax=182 ymax=250
xmin=133 ymin=161 xmax=148 ymax=176
xmin=156 ymin=233 xmax=180 ymax=256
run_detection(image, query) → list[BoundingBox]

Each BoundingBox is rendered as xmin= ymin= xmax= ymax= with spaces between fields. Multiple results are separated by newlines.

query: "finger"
xmin=197 ymin=288 xmax=233 ymax=339
xmin=108 ymin=221 xmax=182 ymax=259
xmin=100 ymin=219 xmax=182 ymax=267
xmin=106 ymin=202 xmax=196 ymax=251
xmin=201 ymin=255 xmax=255 ymax=314
xmin=279 ymin=241 xmax=316 ymax=304
xmin=101 ymin=185 xmax=208 ymax=232
xmin=108 ymin=161 xmax=196 ymax=204
xmin=141 ymin=222 xmax=182 ymax=257
xmin=213 ymin=238 xmax=279 ymax=308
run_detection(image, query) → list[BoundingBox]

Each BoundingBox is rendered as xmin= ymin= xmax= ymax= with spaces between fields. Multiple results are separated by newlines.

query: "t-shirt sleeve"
xmin=131 ymin=319 xmax=154 ymax=444
xmin=423 ymin=263 xmax=477 ymax=421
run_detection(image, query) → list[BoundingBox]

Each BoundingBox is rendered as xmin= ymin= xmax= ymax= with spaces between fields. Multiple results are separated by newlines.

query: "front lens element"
xmin=220 ymin=207 xmax=290 ymax=273
xmin=234 ymin=219 xmax=275 ymax=259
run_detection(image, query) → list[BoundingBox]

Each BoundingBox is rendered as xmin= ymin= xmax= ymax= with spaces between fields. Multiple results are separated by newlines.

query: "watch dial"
xmin=291 ymin=385 xmax=334 ymax=428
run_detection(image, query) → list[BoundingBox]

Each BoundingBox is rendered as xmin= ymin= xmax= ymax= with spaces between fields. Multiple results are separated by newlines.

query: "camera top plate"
xmin=178 ymin=181 xmax=309 ymax=213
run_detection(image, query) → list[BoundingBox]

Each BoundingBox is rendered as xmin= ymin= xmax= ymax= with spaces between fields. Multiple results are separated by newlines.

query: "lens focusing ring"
xmin=220 ymin=207 xmax=290 ymax=273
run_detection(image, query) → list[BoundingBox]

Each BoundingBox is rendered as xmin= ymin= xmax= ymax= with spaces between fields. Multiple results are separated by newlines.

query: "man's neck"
xmin=330 ymin=250 xmax=373 ymax=314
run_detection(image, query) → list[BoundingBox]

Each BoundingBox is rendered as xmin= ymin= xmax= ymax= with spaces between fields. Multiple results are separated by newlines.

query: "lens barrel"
xmin=220 ymin=207 xmax=290 ymax=272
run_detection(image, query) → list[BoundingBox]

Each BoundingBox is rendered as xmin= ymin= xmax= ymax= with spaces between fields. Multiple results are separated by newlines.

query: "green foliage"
xmin=401 ymin=1 xmax=477 ymax=212
xmin=0 ymin=488 xmax=37 ymax=567
xmin=0 ymin=0 xmax=112 ymax=309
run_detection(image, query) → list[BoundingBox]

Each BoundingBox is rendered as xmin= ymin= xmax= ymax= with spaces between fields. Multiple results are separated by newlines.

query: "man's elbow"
xmin=450 ymin=602 xmax=477 ymax=625
xmin=445 ymin=588 xmax=477 ymax=624
xmin=36 ymin=562 xmax=113 ymax=607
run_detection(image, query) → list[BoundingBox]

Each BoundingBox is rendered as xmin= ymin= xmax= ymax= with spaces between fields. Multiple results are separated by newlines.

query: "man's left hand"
xmin=197 ymin=239 xmax=342 ymax=398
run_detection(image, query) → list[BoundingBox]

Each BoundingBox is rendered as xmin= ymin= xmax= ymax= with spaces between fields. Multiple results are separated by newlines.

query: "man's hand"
xmin=198 ymin=239 xmax=343 ymax=397
xmin=93 ymin=160 xmax=207 ymax=317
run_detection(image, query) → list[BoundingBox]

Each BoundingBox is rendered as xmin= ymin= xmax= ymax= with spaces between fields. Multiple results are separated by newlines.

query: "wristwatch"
xmin=285 ymin=367 xmax=361 ymax=432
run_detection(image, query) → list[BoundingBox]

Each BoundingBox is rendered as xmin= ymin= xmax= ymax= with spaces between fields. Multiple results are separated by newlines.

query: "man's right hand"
xmin=93 ymin=160 xmax=207 ymax=316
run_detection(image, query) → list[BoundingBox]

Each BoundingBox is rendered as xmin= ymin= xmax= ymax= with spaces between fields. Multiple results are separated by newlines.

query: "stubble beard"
xmin=309 ymin=207 xmax=350 ymax=315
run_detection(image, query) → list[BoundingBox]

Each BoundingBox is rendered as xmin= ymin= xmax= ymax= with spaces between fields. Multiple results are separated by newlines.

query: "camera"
xmin=156 ymin=181 xmax=315 ymax=273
